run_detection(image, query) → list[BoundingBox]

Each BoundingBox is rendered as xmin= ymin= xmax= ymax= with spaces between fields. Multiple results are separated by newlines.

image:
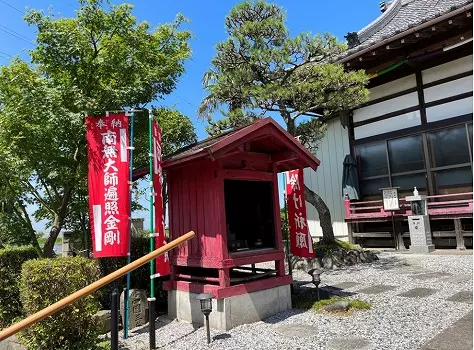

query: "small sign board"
xmin=380 ymin=187 xmax=400 ymax=211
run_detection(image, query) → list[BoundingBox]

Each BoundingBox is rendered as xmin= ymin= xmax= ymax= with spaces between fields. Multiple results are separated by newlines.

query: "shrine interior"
xmin=224 ymin=179 xmax=276 ymax=253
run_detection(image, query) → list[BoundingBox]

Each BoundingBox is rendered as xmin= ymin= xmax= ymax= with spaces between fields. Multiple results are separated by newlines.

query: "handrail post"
xmin=344 ymin=197 xmax=351 ymax=219
xmin=111 ymin=289 xmax=119 ymax=350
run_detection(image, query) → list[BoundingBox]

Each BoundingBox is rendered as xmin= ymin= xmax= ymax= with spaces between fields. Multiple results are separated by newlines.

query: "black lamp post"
xmin=308 ymin=268 xmax=323 ymax=301
xmin=196 ymin=293 xmax=214 ymax=344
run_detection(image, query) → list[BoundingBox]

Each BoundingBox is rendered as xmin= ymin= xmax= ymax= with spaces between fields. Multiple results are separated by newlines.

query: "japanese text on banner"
xmin=285 ymin=169 xmax=315 ymax=258
xmin=86 ymin=114 xmax=130 ymax=258
xmin=152 ymin=120 xmax=170 ymax=276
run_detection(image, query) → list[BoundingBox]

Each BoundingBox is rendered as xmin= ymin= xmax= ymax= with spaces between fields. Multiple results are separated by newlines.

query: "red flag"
xmin=285 ymin=169 xmax=315 ymax=258
xmin=86 ymin=114 xmax=130 ymax=258
xmin=152 ymin=120 xmax=170 ymax=276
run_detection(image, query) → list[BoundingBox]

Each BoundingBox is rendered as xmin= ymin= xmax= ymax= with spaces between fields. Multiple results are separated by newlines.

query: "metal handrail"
xmin=0 ymin=230 xmax=195 ymax=341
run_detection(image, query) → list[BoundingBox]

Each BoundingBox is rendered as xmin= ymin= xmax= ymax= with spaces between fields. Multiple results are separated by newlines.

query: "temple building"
xmin=305 ymin=0 xmax=473 ymax=248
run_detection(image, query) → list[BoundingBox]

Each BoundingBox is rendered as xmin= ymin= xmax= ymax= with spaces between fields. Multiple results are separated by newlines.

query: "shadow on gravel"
xmin=326 ymin=255 xmax=410 ymax=275
xmin=213 ymin=333 xmax=232 ymax=341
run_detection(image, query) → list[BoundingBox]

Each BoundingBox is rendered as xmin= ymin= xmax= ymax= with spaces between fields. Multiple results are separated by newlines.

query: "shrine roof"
xmin=337 ymin=0 xmax=472 ymax=62
xmin=162 ymin=117 xmax=320 ymax=172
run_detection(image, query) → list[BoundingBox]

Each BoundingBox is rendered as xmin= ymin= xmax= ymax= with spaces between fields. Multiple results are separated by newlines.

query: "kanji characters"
xmin=104 ymin=186 xmax=119 ymax=201
xmin=104 ymin=201 xmax=119 ymax=215
xmin=295 ymin=232 xmax=308 ymax=249
xmin=104 ymin=215 xmax=120 ymax=231
xmin=110 ymin=119 xmax=122 ymax=129
xmin=104 ymin=230 xmax=120 ymax=245
xmin=288 ymin=173 xmax=300 ymax=191
xmin=293 ymin=194 xmax=302 ymax=210
xmin=101 ymin=130 xmax=117 ymax=145
xmin=294 ymin=212 xmax=307 ymax=230
xmin=102 ymin=145 xmax=117 ymax=159
xmin=103 ymin=158 xmax=118 ymax=173
xmin=104 ymin=172 xmax=118 ymax=186
xmin=96 ymin=119 xmax=106 ymax=129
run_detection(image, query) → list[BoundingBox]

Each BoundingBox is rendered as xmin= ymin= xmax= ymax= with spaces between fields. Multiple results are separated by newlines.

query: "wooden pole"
xmin=0 ymin=231 xmax=195 ymax=341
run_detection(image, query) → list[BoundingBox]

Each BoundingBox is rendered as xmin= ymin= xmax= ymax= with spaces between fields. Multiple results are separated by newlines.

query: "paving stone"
xmin=440 ymin=275 xmax=472 ymax=283
xmin=422 ymin=311 xmax=473 ymax=350
xmin=356 ymin=284 xmax=397 ymax=294
xmin=409 ymin=272 xmax=451 ymax=280
xmin=331 ymin=282 xmax=359 ymax=290
xmin=327 ymin=336 xmax=373 ymax=350
xmin=392 ymin=267 xmax=427 ymax=275
xmin=275 ymin=324 xmax=318 ymax=338
xmin=397 ymin=287 xmax=437 ymax=298
xmin=446 ymin=291 xmax=473 ymax=304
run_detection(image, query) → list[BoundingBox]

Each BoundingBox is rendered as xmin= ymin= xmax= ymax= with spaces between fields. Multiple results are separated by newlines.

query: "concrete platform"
xmin=168 ymin=284 xmax=291 ymax=331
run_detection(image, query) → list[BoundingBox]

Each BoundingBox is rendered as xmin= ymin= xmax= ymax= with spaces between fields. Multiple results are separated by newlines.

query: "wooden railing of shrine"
xmin=344 ymin=192 xmax=473 ymax=222
xmin=0 ymin=231 xmax=196 ymax=342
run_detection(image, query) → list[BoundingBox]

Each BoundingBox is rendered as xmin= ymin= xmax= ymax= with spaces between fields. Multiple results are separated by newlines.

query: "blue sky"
xmin=0 ymin=0 xmax=381 ymax=232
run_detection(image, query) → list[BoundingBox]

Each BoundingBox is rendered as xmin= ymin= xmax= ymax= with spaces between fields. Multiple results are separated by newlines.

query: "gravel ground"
xmin=118 ymin=252 xmax=472 ymax=350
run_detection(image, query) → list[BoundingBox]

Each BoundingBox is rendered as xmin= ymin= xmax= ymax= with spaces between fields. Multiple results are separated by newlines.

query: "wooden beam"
xmin=271 ymin=151 xmax=298 ymax=163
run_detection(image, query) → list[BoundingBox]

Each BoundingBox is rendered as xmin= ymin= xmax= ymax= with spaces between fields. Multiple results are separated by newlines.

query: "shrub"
xmin=19 ymin=257 xmax=101 ymax=350
xmin=0 ymin=246 xmax=38 ymax=328
xmin=97 ymin=236 xmax=167 ymax=310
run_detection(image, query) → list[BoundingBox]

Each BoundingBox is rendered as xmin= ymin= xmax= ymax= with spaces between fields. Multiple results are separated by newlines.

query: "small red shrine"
xmin=162 ymin=118 xmax=320 ymax=330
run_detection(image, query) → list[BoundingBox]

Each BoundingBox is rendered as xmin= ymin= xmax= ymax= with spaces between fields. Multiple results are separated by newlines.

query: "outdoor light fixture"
xmin=196 ymin=293 xmax=214 ymax=344
xmin=308 ymin=268 xmax=323 ymax=301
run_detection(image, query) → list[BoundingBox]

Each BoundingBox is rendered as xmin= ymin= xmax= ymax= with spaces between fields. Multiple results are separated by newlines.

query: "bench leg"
xmin=347 ymin=223 xmax=354 ymax=244
xmin=454 ymin=218 xmax=466 ymax=250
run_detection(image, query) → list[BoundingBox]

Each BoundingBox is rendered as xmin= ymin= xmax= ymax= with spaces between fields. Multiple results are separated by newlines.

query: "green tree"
xmin=0 ymin=0 xmax=192 ymax=257
xmin=199 ymin=1 xmax=369 ymax=244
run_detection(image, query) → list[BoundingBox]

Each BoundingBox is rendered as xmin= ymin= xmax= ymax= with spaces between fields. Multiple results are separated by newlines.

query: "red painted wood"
xmin=164 ymin=275 xmax=293 ymax=299
xmin=171 ymin=250 xmax=285 ymax=269
xmin=219 ymin=269 xmax=230 ymax=287
xmin=216 ymin=166 xmax=228 ymax=261
xmin=175 ymin=274 xmax=220 ymax=283
xmin=222 ymin=169 xmax=273 ymax=181
xmin=224 ymin=250 xmax=285 ymax=267
xmin=275 ymin=259 xmax=285 ymax=277
xmin=162 ymin=118 xmax=320 ymax=171
xmin=272 ymin=165 xmax=284 ymax=252
xmin=345 ymin=192 xmax=473 ymax=221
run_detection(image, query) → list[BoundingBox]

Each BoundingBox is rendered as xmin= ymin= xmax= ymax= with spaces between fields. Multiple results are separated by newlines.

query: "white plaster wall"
xmin=426 ymin=96 xmax=473 ymax=122
xmin=354 ymin=110 xmax=421 ymax=139
xmin=422 ymin=55 xmax=473 ymax=84
xmin=304 ymin=117 xmax=350 ymax=240
xmin=369 ymin=74 xmax=416 ymax=101
xmin=353 ymin=92 xmax=419 ymax=123
xmin=424 ymin=75 xmax=473 ymax=103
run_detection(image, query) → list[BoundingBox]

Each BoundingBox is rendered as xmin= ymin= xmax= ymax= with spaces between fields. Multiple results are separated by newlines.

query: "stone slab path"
xmin=422 ymin=311 xmax=473 ymax=350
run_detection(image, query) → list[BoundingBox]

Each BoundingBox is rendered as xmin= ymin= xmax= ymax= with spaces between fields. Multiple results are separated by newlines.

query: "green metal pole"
xmin=148 ymin=110 xmax=156 ymax=349
xmin=124 ymin=112 xmax=135 ymax=339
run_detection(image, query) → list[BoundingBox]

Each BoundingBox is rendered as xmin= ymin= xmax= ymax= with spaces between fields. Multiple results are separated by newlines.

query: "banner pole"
xmin=148 ymin=109 xmax=156 ymax=349
xmin=124 ymin=111 xmax=135 ymax=339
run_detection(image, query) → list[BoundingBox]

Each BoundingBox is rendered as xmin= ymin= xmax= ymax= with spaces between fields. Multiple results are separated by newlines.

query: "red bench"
xmin=344 ymin=192 xmax=473 ymax=249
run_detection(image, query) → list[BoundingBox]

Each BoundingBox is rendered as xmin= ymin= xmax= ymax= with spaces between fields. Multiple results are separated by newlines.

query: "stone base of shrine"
xmin=166 ymin=276 xmax=292 ymax=331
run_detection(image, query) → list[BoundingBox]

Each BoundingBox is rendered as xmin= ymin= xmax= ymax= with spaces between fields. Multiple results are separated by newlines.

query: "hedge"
xmin=19 ymin=257 xmax=101 ymax=350
xmin=0 ymin=246 xmax=38 ymax=328
xmin=97 ymin=236 xmax=167 ymax=310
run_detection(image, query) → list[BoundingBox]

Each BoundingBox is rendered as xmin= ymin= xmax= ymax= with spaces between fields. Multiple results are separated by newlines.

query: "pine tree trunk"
xmin=304 ymin=184 xmax=335 ymax=244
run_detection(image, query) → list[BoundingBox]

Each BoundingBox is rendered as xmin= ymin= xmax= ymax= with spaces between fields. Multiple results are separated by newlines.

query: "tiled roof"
xmin=339 ymin=0 xmax=472 ymax=59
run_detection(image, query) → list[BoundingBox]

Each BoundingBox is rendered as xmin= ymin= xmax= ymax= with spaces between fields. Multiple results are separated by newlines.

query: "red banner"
xmin=86 ymin=114 xmax=130 ymax=258
xmin=285 ymin=169 xmax=315 ymax=258
xmin=152 ymin=120 xmax=170 ymax=276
